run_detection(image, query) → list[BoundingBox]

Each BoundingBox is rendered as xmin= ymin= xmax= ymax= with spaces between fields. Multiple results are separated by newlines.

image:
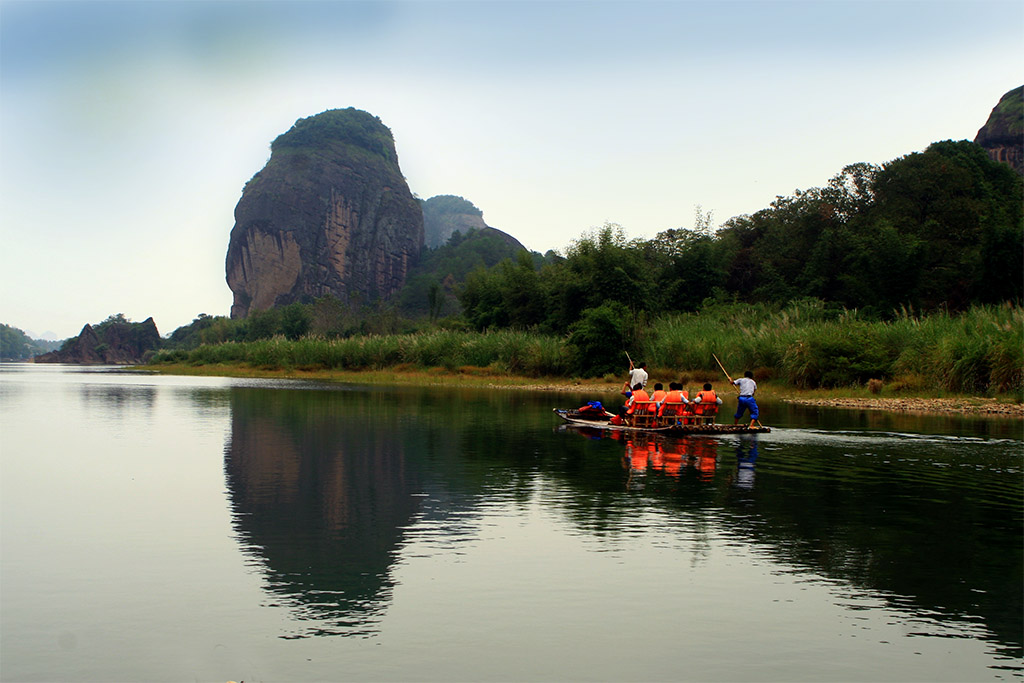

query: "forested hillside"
xmin=459 ymin=140 xmax=1022 ymax=332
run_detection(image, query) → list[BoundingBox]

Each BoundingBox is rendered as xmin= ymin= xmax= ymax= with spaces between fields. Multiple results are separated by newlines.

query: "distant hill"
xmin=0 ymin=324 xmax=62 ymax=360
xmin=422 ymin=195 xmax=488 ymax=249
xmin=397 ymin=226 xmax=542 ymax=318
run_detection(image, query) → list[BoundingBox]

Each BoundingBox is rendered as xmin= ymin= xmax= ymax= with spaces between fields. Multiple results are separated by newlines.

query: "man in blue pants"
xmin=733 ymin=371 xmax=760 ymax=428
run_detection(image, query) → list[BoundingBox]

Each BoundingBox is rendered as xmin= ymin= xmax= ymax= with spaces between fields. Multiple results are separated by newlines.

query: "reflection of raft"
xmin=553 ymin=409 xmax=771 ymax=435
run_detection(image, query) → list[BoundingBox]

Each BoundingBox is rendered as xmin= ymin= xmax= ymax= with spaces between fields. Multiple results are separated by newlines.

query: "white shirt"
xmin=734 ymin=377 xmax=757 ymax=396
xmin=628 ymin=367 xmax=648 ymax=388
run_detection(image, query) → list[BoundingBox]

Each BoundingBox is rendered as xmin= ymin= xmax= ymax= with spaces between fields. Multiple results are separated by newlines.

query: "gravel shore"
xmin=780 ymin=396 xmax=1024 ymax=416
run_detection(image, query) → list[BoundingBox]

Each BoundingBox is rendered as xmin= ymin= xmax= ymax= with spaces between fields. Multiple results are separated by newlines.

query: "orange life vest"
xmin=626 ymin=389 xmax=650 ymax=415
xmin=694 ymin=389 xmax=718 ymax=415
xmin=659 ymin=390 xmax=689 ymax=416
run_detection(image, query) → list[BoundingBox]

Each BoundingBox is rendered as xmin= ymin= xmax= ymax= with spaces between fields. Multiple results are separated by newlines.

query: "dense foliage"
xmin=398 ymin=227 xmax=557 ymax=319
xmin=457 ymin=141 xmax=1022 ymax=339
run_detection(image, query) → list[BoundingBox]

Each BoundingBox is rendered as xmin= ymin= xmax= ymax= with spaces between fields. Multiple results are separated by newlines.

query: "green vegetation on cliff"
xmin=975 ymin=85 xmax=1023 ymax=146
xmin=421 ymin=194 xmax=483 ymax=218
xmin=270 ymin=107 xmax=398 ymax=163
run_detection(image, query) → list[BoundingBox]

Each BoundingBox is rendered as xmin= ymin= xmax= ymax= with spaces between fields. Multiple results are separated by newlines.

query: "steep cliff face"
xmin=422 ymin=195 xmax=488 ymax=248
xmin=226 ymin=108 xmax=423 ymax=318
xmin=35 ymin=317 xmax=161 ymax=364
xmin=975 ymin=86 xmax=1023 ymax=176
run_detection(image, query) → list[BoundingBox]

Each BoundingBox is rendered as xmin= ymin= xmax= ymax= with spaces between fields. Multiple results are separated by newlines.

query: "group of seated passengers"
xmin=617 ymin=380 xmax=723 ymax=423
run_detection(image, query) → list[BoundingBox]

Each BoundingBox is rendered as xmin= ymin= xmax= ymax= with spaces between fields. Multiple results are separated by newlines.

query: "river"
xmin=1 ymin=363 xmax=1020 ymax=682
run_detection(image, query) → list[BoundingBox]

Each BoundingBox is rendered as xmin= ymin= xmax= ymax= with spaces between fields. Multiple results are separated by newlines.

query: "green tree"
xmin=870 ymin=140 xmax=1023 ymax=308
xmin=280 ymin=303 xmax=312 ymax=340
xmin=566 ymin=302 xmax=632 ymax=377
xmin=246 ymin=308 xmax=282 ymax=341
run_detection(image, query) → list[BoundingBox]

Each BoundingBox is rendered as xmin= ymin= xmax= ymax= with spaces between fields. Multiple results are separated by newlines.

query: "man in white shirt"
xmin=628 ymin=361 xmax=648 ymax=389
xmin=733 ymin=371 xmax=760 ymax=428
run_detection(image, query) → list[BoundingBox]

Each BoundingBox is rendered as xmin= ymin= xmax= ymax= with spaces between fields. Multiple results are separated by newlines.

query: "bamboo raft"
xmin=553 ymin=409 xmax=770 ymax=435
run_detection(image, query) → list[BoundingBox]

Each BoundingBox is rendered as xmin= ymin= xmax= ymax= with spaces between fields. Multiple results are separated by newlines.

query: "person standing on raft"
xmin=626 ymin=360 xmax=648 ymax=390
xmin=732 ymin=371 xmax=759 ymax=428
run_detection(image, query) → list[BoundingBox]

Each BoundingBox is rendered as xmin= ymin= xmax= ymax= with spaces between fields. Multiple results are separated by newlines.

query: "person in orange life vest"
xmin=648 ymin=383 xmax=667 ymax=415
xmin=657 ymin=381 xmax=690 ymax=419
xmin=617 ymin=383 xmax=650 ymax=421
xmin=692 ymin=383 xmax=722 ymax=416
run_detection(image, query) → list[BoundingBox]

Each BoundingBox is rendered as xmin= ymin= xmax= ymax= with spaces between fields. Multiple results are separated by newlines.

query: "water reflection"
xmin=558 ymin=419 xmax=1021 ymax=665
xmin=224 ymin=387 xmax=424 ymax=638
xmin=563 ymin=428 xmax=735 ymax=489
xmin=221 ymin=384 xmax=1021 ymax=668
xmin=79 ymin=384 xmax=157 ymax=419
xmin=733 ymin=434 xmax=759 ymax=490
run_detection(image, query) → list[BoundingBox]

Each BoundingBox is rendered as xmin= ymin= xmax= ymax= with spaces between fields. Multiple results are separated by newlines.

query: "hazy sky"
xmin=1 ymin=0 xmax=1021 ymax=339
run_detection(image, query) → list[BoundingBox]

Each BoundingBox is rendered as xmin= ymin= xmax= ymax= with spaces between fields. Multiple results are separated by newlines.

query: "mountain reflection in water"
xmin=224 ymin=387 xmax=426 ymax=638
xmin=222 ymin=384 xmax=1021 ymax=669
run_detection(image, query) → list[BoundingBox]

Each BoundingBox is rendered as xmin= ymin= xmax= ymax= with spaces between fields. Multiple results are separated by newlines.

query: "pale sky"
xmin=1 ymin=0 xmax=1021 ymax=340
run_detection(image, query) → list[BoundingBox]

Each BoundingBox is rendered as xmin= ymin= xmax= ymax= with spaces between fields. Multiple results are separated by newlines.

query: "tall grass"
xmin=151 ymin=329 xmax=574 ymax=378
xmin=643 ymin=302 xmax=1022 ymax=395
xmin=151 ymin=303 xmax=1023 ymax=395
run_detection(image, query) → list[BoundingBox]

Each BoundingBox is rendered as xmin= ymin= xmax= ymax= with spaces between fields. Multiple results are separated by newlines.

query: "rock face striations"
xmin=226 ymin=109 xmax=423 ymax=318
xmin=975 ymin=85 xmax=1023 ymax=176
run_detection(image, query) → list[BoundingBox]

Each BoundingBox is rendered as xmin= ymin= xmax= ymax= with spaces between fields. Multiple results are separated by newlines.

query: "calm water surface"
xmin=1 ymin=363 xmax=1021 ymax=682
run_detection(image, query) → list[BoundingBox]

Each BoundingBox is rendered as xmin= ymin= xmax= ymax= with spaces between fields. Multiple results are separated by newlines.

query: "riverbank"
xmin=142 ymin=363 xmax=1024 ymax=417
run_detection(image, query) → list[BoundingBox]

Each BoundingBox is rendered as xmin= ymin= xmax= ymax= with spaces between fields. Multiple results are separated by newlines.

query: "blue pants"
xmin=735 ymin=395 xmax=759 ymax=420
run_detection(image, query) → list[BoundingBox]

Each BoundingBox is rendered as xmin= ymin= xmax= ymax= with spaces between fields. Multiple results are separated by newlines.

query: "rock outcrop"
xmin=975 ymin=85 xmax=1023 ymax=175
xmin=422 ymin=195 xmax=488 ymax=249
xmin=226 ymin=108 xmax=423 ymax=318
xmin=35 ymin=317 xmax=161 ymax=364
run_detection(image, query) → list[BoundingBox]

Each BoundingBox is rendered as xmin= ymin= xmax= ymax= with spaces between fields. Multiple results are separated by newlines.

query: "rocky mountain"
xmin=422 ymin=195 xmax=489 ymax=248
xmin=975 ymin=85 xmax=1023 ymax=175
xmin=35 ymin=316 xmax=161 ymax=364
xmin=226 ymin=109 xmax=423 ymax=318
